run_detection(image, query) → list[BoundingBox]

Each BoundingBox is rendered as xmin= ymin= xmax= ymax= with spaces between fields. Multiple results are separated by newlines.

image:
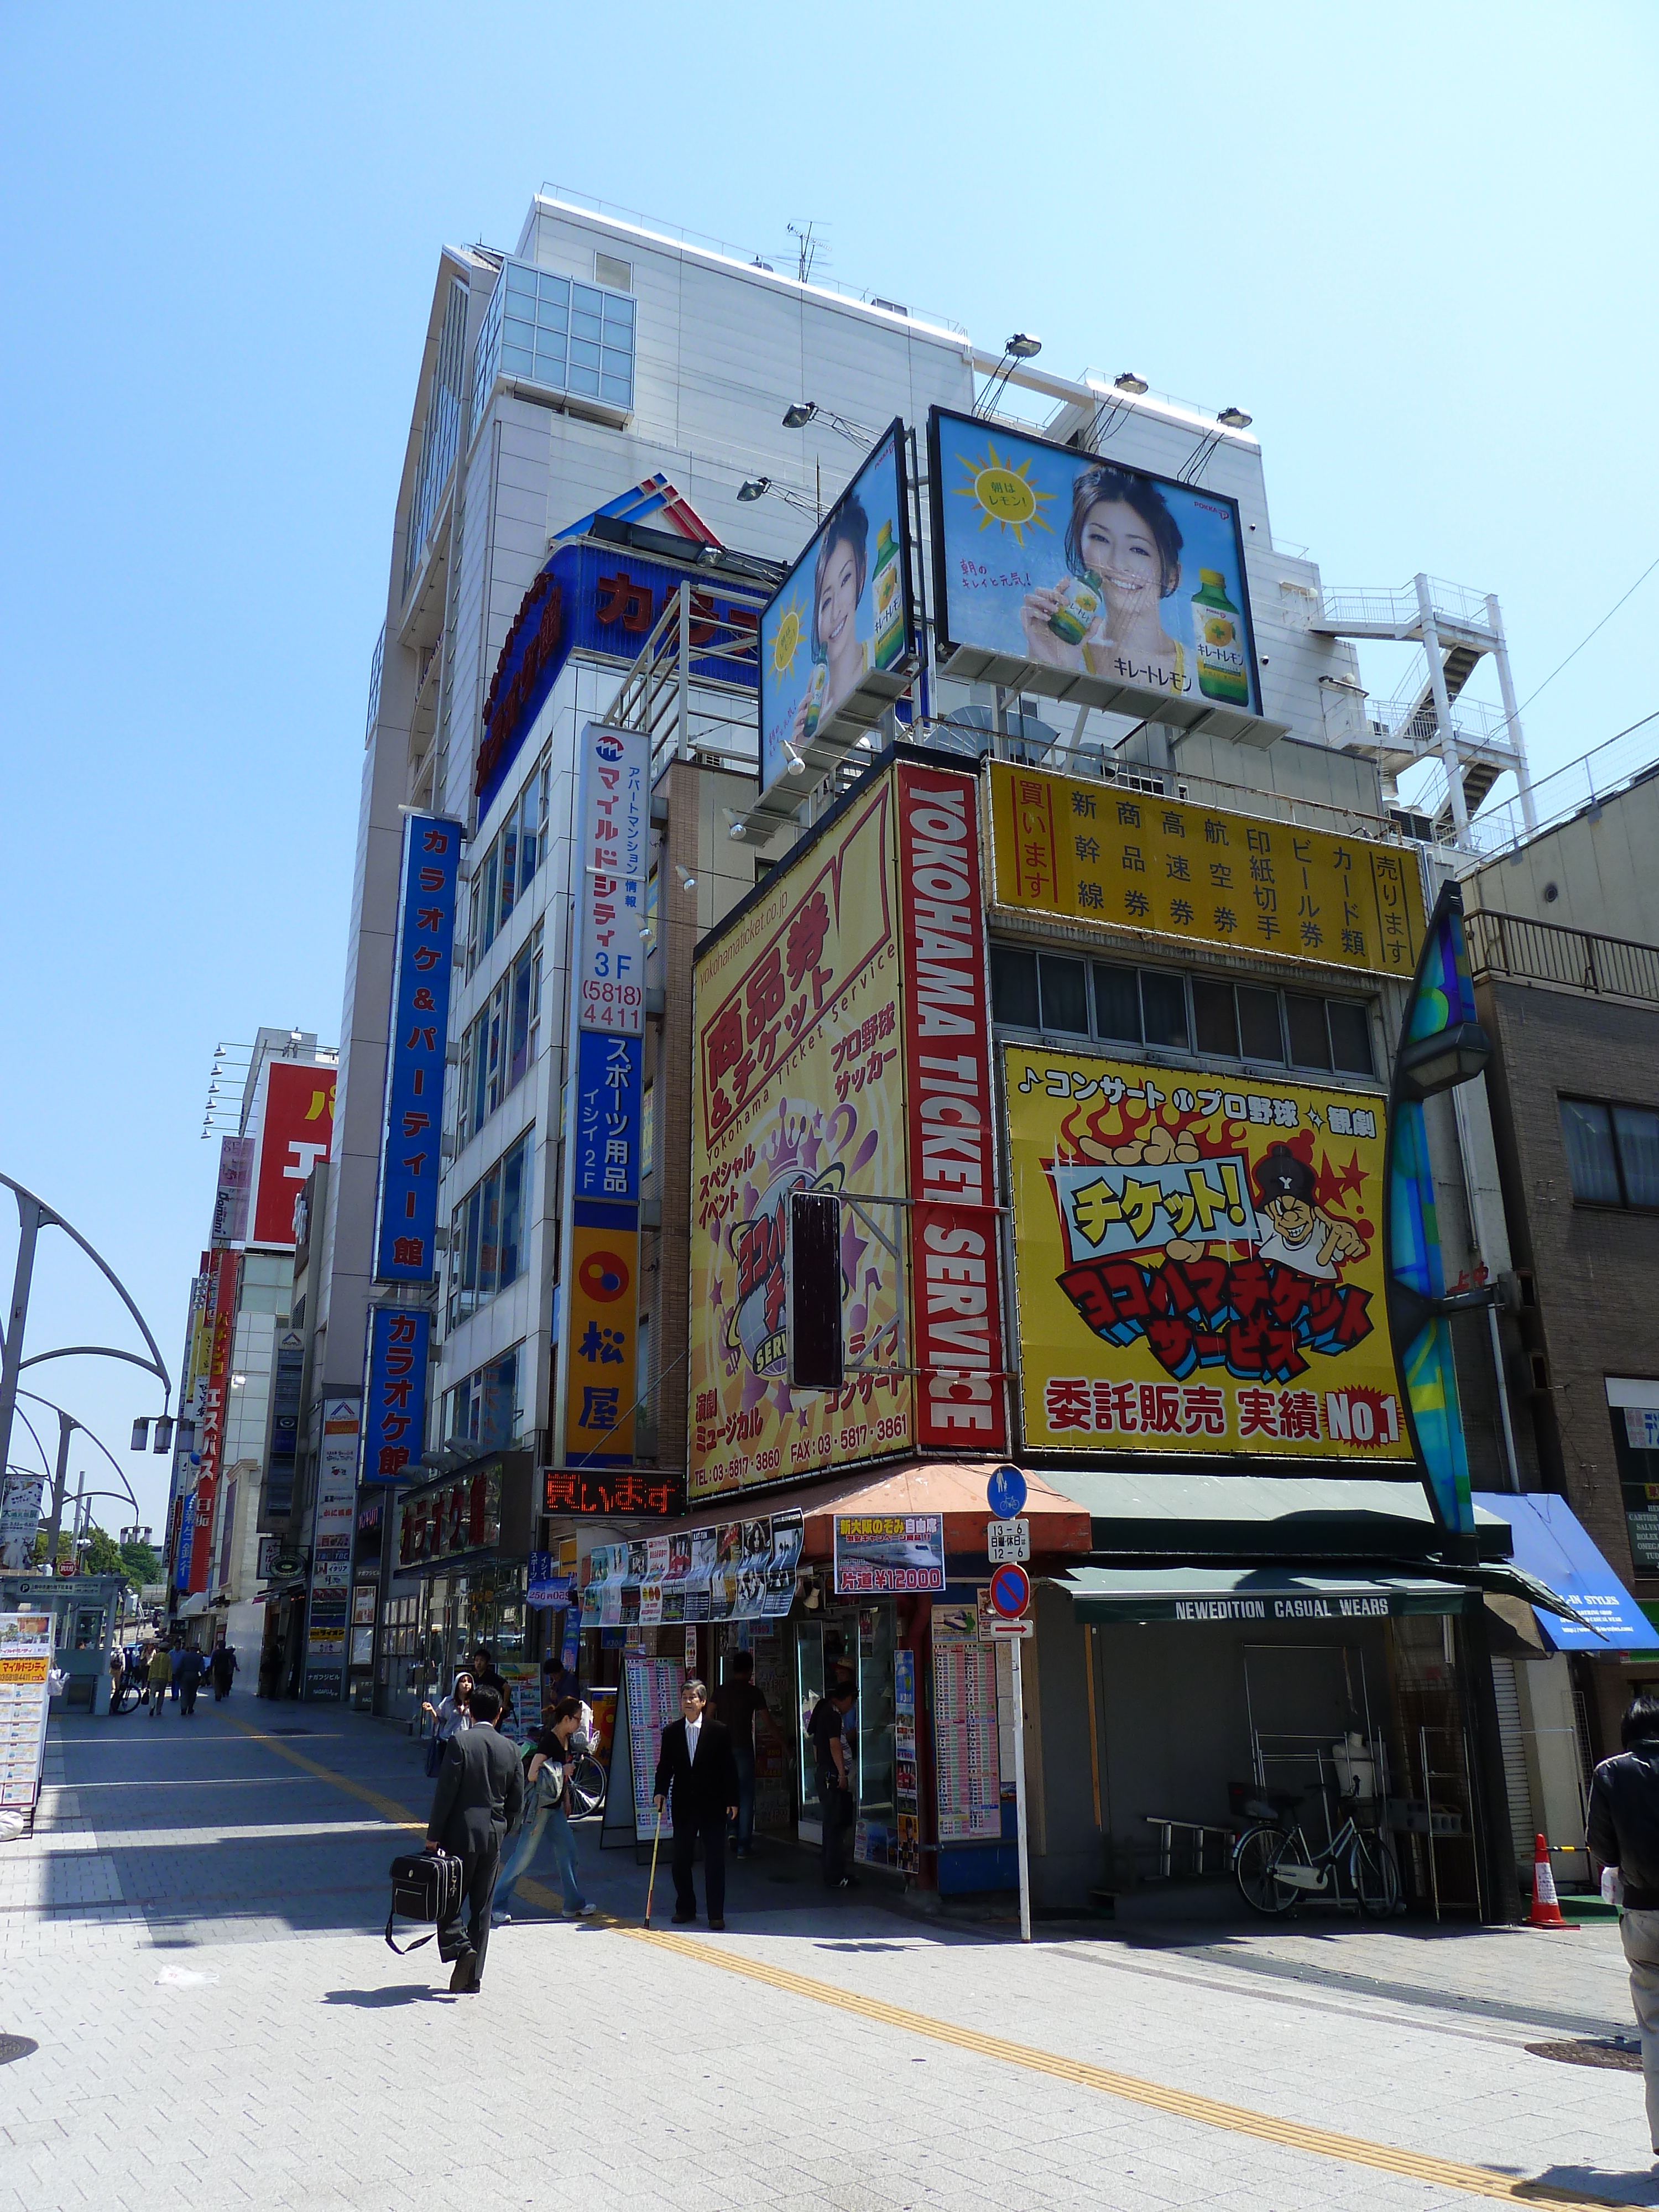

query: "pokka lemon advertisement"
xmin=691 ymin=773 xmax=912 ymax=1500
xmin=1004 ymin=1045 xmax=1410 ymax=1463
xmin=928 ymin=406 xmax=1265 ymax=732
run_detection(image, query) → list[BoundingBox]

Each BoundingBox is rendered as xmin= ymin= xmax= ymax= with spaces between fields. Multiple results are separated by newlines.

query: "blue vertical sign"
xmin=376 ymin=814 xmax=464 ymax=1281
xmin=174 ymin=1493 xmax=196 ymax=1590
xmin=362 ymin=1306 xmax=431 ymax=1483
xmin=573 ymin=1030 xmax=643 ymax=1202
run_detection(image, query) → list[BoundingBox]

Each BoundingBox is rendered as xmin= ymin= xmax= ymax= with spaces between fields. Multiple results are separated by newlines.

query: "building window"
xmin=991 ymin=946 xmax=1375 ymax=1077
xmin=468 ymin=754 xmax=550 ymax=973
xmin=444 ymin=1343 xmax=522 ymax=1451
xmin=458 ymin=922 xmax=542 ymax=1147
xmin=472 ymin=260 xmax=635 ymax=419
xmin=402 ymin=276 xmax=471 ymax=601
xmin=447 ymin=1128 xmax=534 ymax=1329
xmin=1560 ymin=1098 xmax=1659 ymax=1210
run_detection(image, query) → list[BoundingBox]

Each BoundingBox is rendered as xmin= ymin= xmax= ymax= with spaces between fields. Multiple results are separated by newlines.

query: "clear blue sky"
xmin=1 ymin=2 xmax=1652 ymax=1536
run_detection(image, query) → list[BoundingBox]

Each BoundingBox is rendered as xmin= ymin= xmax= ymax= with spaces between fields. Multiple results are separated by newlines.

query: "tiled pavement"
xmin=3 ymin=1698 xmax=1658 ymax=2210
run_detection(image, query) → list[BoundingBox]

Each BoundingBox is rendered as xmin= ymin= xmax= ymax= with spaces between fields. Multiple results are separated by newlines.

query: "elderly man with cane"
xmin=653 ymin=1678 xmax=738 ymax=1931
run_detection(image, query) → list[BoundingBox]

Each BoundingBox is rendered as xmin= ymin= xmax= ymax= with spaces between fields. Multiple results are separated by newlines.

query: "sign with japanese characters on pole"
xmin=554 ymin=725 xmax=648 ymax=1473
xmin=1004 ymin=1045 xmax=1408 ymax=1462
xmin=362 ymin=1306 xmax=430 ymax=1483
xmin=375 ymin=814 xmax=464 ymax=1282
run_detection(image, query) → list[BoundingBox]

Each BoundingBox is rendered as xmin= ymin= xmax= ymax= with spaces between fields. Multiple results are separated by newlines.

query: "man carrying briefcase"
xmin=424 ymin=1682 xmax=523 ymax=1994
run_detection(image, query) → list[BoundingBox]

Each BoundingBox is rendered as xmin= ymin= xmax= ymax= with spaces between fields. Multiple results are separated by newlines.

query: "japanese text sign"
xmin=690 ymin=771 xmax=913 ymax=1500
xmin=252 ymin=1060 xmax=336 ymax=1247
xmin=376 ymin=814 xmax=463 ymax=1281
xmin=362 ymin=1306 xmax=430 ymax=1483
xmin=986 ymin=761 xmax=1425 ymax=978
xmin=833 ymin=1513 xmax=946 ymax=1595
xmin=1004 ymin=1045 xmax=1409 ymax=1462
xmin=577 ymin=722 xmax=648 ymax=1037
xmin=574 ymin=1030 xmax=643 ymax=1203
xmin=543 ymin=1468 xmax=680 ymax=1517
xmin=563 ymin=1203 xmax=638 ymax=1467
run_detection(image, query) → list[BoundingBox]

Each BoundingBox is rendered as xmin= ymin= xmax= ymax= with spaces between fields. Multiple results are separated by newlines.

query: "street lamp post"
xmin=0 ymin=1173 xmax=170 ymax=1559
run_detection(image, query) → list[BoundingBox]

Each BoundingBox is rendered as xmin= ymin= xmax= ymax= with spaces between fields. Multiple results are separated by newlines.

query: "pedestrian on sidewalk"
xmin=714 ymin=1651 xmax=774 ymax=1859
xmin=145 ymin=1640 xmax=171 ymax=1717
xmin=494 ymin=1700 xmax=596 ymax=1923
xmin=653 ymin=1678 xmax=738 ymax=1931
xmin=211 ymin=1639 xmax=238 ymax=1702
xmin=108 ymin=1646 xmax=125 ymax=1715
xmin=175 ymin=1645 xmax=204 ymax=1717
xmin=425 ymin=1682 xmax=523 ymax=1995
xmin=1589 ymin=1693 xmax=1659 ymax=2156
xmin=808 ymin=1681 xmax=858 ymax=1891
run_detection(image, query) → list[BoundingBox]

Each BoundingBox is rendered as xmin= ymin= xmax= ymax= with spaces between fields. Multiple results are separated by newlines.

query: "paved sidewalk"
xmin=2 ymin=1698 xmax=1657 ymax=2211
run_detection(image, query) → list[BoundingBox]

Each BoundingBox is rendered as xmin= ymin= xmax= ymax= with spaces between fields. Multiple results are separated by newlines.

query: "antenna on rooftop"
xmin=787 ymin=222 xmax=823 ymax=286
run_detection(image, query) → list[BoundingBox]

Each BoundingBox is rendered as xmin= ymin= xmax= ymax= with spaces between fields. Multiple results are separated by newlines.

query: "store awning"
xmin=1472 ymin=1491 xmax=1659 ymax=1652
xmin=1050 ymin=1468 xmax=1515 ymax=1563
xmin=1053 ymin=1563 xmax=1468 ymax=1626
xmin=667 ymin=1462 xmax=1092 ymax=1563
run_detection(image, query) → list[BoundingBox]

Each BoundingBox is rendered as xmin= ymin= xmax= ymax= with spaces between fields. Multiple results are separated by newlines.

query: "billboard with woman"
xmin=758 ymin=421 xmax=916 ymax=796
xmin=928 ymin=408 xmax=1265 ymax=731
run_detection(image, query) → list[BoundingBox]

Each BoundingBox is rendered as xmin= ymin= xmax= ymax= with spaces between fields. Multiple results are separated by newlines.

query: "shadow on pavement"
xmin=1513 ymin=2169 xmax=1659 ymax=2207
xmin=321 ymin=1985 xmax=445 ymax=2007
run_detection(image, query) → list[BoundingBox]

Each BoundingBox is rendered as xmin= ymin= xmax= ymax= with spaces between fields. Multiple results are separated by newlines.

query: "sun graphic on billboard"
xmin=952 ymin=441 xmax=1055 ymax=546
xmin=769 ymin=587 xmax=807 ymax=677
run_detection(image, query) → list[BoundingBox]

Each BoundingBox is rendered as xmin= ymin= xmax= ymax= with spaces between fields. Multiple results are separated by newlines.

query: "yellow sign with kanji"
xmin=1004 ymin=1044 xmax=1411 ymax=1462
xmin=986 ymin=760 xmax=1425 ymax=978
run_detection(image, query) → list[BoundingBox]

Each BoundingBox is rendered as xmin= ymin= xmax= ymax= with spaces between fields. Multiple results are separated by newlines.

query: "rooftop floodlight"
xmin=675 ymin=864 xmax=697 ymax=890
xmin=1217 ymin=406 xmax=1253 ymax=429
xmin=782 ymin=402 xmax=816 ymax=429
xmin=782 ymin=738 xmax=808 ymax=776
xmin=738 ymin=477 xmax=769 ymax=503
xmin=1005 ymin=332 xmax=1042 ymax=359
xmin=1114 ymin=371 xmax=1149 ymax=394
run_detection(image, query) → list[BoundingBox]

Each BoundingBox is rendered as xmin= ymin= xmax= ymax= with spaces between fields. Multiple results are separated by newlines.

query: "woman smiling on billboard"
xmin=1019 ymin=464 xmax=1186 ymax=689
xmin=792 ymin=494 xmax=870 ymax=749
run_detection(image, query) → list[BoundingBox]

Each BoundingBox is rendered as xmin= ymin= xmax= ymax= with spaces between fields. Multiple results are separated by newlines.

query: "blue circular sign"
xmin=989 ymin=1563 xmax=1031 ymax=1619
xmin=987 ymin=1465 xmax=1027 ymax=1520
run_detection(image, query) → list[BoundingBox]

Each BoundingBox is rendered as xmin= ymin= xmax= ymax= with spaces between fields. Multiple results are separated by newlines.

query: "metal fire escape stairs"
xmin=1311 ymin=574 xmax=1537 ymax=847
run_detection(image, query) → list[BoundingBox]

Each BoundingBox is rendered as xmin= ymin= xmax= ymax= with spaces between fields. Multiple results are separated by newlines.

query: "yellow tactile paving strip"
xmin=226 ymin=1715 xmax=1626 ymax=2211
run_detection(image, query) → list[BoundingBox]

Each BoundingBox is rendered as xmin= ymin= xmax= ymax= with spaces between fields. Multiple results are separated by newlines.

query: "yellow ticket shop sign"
xmin=986 ymin=760 xmax=1424 ymax=978
xmin=1004 ymin=1044 xmax=1411 ymax=1462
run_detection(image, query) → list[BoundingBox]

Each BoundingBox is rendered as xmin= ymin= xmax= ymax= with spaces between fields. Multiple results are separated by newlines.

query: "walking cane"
xmin=644 ymin=1802 xmax=664 ymax=1927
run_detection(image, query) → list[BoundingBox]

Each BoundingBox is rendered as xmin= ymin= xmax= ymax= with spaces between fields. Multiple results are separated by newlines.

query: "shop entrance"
xmin=794 ymin=1606 xmax=897 ymax=1849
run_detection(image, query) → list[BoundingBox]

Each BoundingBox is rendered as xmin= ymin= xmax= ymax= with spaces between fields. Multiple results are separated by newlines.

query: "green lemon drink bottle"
xmin=1048 ymin=570 xmax=1103 ymax=647
xmin=1192 ymin=569 xmax=1249 ymax=704
xmin=871 ymin=521 xmax=905 ymax=671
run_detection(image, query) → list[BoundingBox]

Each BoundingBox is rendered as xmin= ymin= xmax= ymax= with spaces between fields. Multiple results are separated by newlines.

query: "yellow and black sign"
xmin=986 ymin=760 xmax=1425 ymax=978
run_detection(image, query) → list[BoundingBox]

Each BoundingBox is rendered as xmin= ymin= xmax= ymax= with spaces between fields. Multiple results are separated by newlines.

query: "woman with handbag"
xmin=492 ymin=1699 xmax=595 ymax=1922
xmin=421 ymin=1671 xmax=474 ymax=1778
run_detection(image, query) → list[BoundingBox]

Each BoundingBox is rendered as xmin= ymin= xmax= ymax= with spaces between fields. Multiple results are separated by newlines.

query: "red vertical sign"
xmin=896 ymin=760 xmax=1008 ymax=1454
xmin=252 ymin=1062 xmax=336 ymax=1248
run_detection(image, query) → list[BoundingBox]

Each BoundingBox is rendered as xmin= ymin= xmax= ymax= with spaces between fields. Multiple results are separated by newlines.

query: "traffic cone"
xmin=1528 ymin=1834 xmax=1579 ymax=1930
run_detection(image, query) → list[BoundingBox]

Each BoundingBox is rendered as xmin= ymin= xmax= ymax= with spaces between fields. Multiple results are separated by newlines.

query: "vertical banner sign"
xmin=305 ymin=1398 xmax=360 ymax=1699
xmin=896 ymin=761 xmax=1008 ymax=1453
xmin=555 ymin=726 xmax=648 ymax=1473
xmin=212 ymin=1136 xmax=254 ymax=1245
xmin=174 ymin=1494 xmax=196 ymax=1591
xmin=376 ymin=815 xmax=464 ymax=1282
xmin=362 ymin=1307 xmax=431 ymax=1481
xmin=251 ymin=1062 xmax=337 ymax=1246
xmin=191 ymin=1245 xmax=240 ymax=1592
xmin=264 ymin=1329 xmax=305 ymax=1520
xmin=0 ymin=1613 xmax=54 ymax=1813
xmin=0 ymin=1475 xmax=45 ymax=1573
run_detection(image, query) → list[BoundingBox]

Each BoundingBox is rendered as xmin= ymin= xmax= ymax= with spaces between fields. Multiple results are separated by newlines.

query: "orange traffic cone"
xmin=1528 ymin=1834 xmax=1579 ymax=1930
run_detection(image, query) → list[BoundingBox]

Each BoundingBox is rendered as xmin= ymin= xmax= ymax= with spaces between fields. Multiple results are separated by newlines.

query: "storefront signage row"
xmin=582 ymin=1516 xmax=804 ymax=1624
xmin=396 ymin=1460 xmax=504 ymax=1568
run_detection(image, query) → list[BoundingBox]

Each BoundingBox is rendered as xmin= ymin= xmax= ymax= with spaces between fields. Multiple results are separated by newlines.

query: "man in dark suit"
xmin=653 ymin=1677 xmax=739 ymax=1930
xmin=425 ymin=1681 xmax=523 ymax=1992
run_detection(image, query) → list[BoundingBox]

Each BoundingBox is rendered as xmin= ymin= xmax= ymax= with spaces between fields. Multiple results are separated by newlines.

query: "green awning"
xmin=1047 ymin=1469 xmax=1516 ymax=1563
xmin=1052 ymin=1563 xmax=1468 ymax=1626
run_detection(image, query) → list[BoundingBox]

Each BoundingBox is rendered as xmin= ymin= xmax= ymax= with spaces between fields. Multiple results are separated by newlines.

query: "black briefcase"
xmin=385 ymin=1849 xmax=463 ymax=1954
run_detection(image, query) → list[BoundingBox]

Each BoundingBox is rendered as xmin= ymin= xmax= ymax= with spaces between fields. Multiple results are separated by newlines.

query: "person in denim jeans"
xmin=494 ymin=1700 xmax=595 ymax=1922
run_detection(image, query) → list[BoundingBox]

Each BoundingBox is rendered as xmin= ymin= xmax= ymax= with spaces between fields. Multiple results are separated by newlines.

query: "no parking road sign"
xmin=988 ymin=1562 xmax=1030 ymax=1620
